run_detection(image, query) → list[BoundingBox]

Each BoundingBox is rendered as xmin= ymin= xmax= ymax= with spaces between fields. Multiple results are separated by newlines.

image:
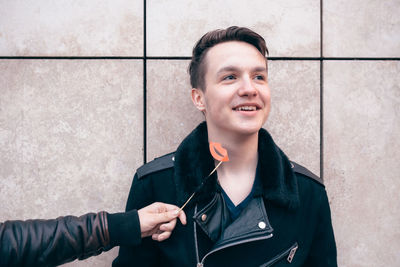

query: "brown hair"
xmin=188 ymin=26 xmax=269 ymax=90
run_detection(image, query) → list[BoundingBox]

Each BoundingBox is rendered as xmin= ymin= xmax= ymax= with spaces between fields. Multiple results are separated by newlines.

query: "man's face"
xmin=192 ymin=41 xmax=271 ymax=138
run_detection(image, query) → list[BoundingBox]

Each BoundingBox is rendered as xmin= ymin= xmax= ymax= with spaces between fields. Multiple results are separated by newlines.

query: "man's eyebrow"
xmin=216 ymin=66 xmax=268 ymax=75
xmin=216 ymin=66 xmax=240 ymax=75
xmin=252 ymin=66 xmax=268 ymax=73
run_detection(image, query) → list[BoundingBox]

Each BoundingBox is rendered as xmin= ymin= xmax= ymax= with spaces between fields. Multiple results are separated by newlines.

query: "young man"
xmin=113 ymin=26 xmax=337 ymax=266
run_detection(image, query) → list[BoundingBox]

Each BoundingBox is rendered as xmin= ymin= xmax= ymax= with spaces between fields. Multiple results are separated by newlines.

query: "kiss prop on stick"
xmin=178 ymin=142 xmax=229 ymax=211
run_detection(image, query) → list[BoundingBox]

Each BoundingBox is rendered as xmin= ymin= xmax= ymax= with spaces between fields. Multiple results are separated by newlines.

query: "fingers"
xmin=177 ymin=210 xmax=187 ymax=225
xmin=151 ymin=209 xmax=178 ymax=225
xmin=138 ymin=202 xmax=187 ymax=239
xmin=150 ymin=220 xmax=176 ymax=242
xmin=147 ymin=204 xmax=186 ymax=226
xmin=148 ymin=202 xmax=180 ymax=213
xmin=143 ymin=202 xmax=168 ymax=213
xmin=157 ymin=209 xmax=187 ymax=226
xmin=152 ymin=230 xmax=172 ymax=242
xmin=159 ymin=218 xmax=177 ymax=232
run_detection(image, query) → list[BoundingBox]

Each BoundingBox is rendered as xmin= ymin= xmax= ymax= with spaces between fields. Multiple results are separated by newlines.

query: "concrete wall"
xmin=0 ymin=0 xmax=399 ymax=266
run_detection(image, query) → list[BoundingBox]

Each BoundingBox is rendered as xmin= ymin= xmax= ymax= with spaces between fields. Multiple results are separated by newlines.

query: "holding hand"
xmin=138 ymin=202 xmax=186 ymax=241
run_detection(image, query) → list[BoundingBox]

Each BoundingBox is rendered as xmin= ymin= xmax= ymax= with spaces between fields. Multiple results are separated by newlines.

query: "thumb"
xmin=152 ymin=209 xmax=179 ymax=224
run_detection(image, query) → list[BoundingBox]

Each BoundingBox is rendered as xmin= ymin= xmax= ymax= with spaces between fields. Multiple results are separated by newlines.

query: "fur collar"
xmin=173 ymin=122 xmax=299 ymax=210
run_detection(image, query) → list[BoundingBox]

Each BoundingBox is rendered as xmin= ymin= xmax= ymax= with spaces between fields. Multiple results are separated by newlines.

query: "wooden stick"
xmin=208 ymin=161 xmax=223 ymax=177
xmin=178 ymin=160 xmax=223 ymax=211
xmin=178 ymin=192 xmax=196 ymax=212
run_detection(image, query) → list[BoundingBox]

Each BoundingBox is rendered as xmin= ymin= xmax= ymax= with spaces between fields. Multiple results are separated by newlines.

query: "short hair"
xmin=188 ymin=26 xmax=269 ymax=91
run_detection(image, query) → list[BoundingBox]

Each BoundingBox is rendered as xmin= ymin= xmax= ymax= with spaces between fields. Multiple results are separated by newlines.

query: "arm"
xmin=1 ymin=205 xmax=184 ymax=266
xmin=0 ymin=212 xmax=112 ymax=266
xmin=304 ymin=189 xmax=338 ymax=267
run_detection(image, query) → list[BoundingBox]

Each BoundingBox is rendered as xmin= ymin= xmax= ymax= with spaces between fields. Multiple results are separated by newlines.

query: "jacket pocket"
xmin=259 ymin=242 xmax=298 ymax=267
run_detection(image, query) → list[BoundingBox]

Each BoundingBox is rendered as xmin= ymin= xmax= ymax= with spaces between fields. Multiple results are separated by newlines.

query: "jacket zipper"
xmin=196 ymin=233 xmax=274 ymax=267
xmin=259 ymin=242 xmax=298 ymax=267
xmin=287 ymin=243 xmax=298 ymax=263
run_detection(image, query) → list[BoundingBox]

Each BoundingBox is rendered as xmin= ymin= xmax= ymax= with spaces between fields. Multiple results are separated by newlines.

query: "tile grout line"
xmin=143 ymin=0 xmax=147 ymax=164
xmin=1 ymin=56 xmax=400 ymax=60
xmin=320 ymin=0 xmax=324 ymax=180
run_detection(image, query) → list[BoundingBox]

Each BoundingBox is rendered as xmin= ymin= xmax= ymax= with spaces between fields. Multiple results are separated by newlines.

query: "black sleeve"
xmin=107 ymin=209 xmax=141 ymax=247
xmin=113 ymin=173 xmax=160 ymax=267
xmin=0 ymin=212 xmax=110 ymax=266
xmin=304 ymin=189 xmax=338 ymax=266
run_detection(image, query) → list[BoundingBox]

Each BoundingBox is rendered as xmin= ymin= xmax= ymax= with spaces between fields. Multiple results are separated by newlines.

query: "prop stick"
xmin=178 ymin=142 xmax=229 ymax=211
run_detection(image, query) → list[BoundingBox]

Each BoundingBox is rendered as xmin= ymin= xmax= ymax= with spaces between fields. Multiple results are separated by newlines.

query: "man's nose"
xmin=238 ymin=76 xmax=257 ymax=97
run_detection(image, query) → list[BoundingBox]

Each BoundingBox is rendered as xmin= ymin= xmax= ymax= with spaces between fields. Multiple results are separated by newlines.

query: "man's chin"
xmin=230 ymin=123 xmax=262 ymax=136
xmin=206 ymin=120 xmax=263 ymax=138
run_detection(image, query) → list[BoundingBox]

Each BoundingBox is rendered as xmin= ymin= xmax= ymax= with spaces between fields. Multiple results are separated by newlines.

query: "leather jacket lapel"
xmin=193 ymin=194 xmax=273 ymax=247
xmin=215 ymin=197 xmax=273 ymax=248
xmin=193 ymin=193 xmax=231 ymax=243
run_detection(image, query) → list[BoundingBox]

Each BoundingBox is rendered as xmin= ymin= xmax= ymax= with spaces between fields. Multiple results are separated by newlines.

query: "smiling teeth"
xmin=236 ymin=106 xmax=257 ymax=111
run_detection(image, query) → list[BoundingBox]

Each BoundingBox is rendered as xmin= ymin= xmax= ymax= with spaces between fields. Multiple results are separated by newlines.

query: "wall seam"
xmin=2 ymin=56 xmax=399 ymax=60
xmin=143 ymin=0 xmax=147 ymax=164
xmin=320 ymin=0 xmax=324 ymax=180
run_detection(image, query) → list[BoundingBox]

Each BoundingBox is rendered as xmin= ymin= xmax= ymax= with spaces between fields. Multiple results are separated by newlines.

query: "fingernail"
xmin=173 ymin=210 xmax=179 ymax=215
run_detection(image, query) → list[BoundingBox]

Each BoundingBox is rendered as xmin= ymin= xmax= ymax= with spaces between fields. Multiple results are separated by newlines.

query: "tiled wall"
xmin=0 ymin=1 xmax=399 ymax=266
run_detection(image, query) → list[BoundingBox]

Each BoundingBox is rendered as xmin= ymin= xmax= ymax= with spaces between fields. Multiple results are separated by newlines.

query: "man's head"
xmin=189 ymin=26 xmax=268 ymax=91
xmin=190 ymin=27 xmax=271 ymax=138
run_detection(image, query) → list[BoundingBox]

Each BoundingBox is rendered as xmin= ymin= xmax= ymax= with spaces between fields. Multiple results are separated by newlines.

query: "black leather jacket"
xmin=1 ymin=210 xmax=140 ymax=266
xmin=113 ymin=122 xmax=337 ymax=266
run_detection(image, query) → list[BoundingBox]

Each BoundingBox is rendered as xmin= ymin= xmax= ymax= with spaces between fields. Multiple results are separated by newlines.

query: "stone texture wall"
xmin=0 ymin=0 xmax=399 ymax=266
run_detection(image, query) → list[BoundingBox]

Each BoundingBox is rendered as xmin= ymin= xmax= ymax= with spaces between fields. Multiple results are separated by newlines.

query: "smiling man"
xmin=113 ymin=26 xmax=337 ymax=267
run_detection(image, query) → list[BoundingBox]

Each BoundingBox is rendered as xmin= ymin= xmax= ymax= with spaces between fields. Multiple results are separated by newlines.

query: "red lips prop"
xmin=178 ymin=142 xmax=229 ymax=211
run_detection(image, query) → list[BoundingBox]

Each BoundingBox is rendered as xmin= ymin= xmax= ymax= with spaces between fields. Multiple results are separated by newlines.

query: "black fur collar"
xmin=173 ymin=122 xmax=299 ymax=210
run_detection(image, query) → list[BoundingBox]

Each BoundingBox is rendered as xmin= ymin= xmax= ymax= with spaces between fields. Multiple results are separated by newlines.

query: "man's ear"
xmin=191 ymin=88 xmax=206 ymax=112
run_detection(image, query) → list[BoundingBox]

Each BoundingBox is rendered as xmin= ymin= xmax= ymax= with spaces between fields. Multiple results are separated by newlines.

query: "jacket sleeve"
xmin=0 ymin=212 xmax=111 ymax=267
xmin=113 ymin=173 xmax=160 ymax=267
xmin=304 ymin=188 xmax=338 ymax=267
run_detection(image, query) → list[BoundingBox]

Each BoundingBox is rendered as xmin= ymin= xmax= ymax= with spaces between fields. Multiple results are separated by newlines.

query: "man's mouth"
xmin=235 ymin=106 xmax=257 ymax=111
xmin=233 ymin=104 xmax=261 ymax=111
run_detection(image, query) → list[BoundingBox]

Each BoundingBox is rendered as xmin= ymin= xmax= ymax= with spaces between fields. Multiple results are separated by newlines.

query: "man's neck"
xmin=208 ymin=131 xmax=259 ymax=205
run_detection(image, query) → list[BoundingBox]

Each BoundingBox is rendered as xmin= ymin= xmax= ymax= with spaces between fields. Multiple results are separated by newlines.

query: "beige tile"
xmin=324 ymin=0 xmax=400 ymax=57
xmin=0 ymin=60 xmax=143 ymax=223
xmin=147 ymin=0 xmax=320 ymax=57
xmin=0 ymin=0 xmax=143 ymax=56
xmin=324 ymin=61 xmax=400 ymax=266
xmin=265 ymin=60 xmax=320 ymax=175
xmin=146 ymin=60 xmax=204 ymax=160
xmin=0 ymin=59 xmax=143 ymax=267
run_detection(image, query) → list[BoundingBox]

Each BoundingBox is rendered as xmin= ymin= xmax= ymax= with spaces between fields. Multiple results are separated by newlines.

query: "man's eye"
xmin=223 ymin=75 xmax=236 ymax=80
xmin=254 ymin=75 xmax=265 ymax=80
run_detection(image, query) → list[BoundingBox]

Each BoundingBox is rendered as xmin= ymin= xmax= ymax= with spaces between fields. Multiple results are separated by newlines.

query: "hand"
xmin=138 ymin=202 xmax=186 ymax=242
